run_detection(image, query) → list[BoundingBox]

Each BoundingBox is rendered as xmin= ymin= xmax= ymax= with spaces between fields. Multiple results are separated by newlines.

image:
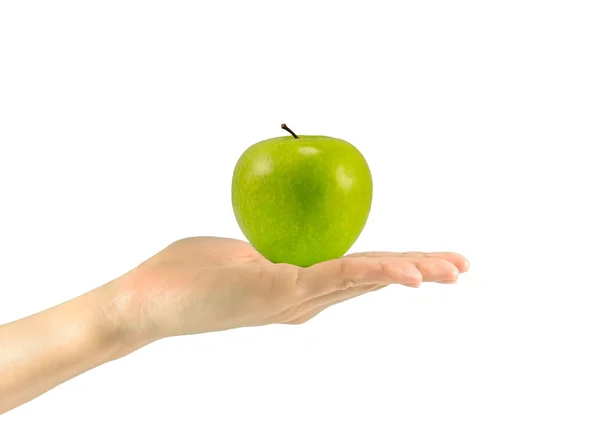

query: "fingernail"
xmin=438 ymin=280 xmax=457 ymax=284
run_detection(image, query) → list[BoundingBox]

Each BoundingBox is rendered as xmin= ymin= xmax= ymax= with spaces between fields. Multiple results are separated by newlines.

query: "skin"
xmin=0 ymin=236 xmax=469 ymax=414
xmin=232 ymin=135 xmax=373 ymax=266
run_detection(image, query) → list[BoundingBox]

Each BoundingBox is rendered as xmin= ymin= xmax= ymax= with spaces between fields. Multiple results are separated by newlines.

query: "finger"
xmin=346 ymin=251 xmax=470 ymax=273
xmin=411 ymin=257 xmax=460 ymax=283
xmin=286 ymin=285 xmax=387 ymax=325
xmin=297 ymin=257 xmax=459 ymax=312
xmin=297 ymin=257 xmax=423 ymax=300
xmin=298 ymin=256 xmax=463 ymax=300
xmin=296 ymin=283 xmax=387 ymax=314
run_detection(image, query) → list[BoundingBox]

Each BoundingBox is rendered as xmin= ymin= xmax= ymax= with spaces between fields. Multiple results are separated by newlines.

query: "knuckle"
xmin=342 ymin=278 xmax=358 ymax=288
xmin=289 ymin=267 xmax=308 ymax=299
xmin=338 ymin=258 xmax=356 ymax=288
xmin=286 ymin=316 xmax=308 ymax=325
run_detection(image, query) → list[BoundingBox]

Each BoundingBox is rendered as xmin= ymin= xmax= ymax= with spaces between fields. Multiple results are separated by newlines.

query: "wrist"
xmin=86 ymin=279 xmax=156 ymax=361
xmin=0 ymin=283 xmax=149 ymax=413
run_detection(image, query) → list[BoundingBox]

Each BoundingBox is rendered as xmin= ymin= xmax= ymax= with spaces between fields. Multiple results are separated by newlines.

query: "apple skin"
xmin=231 ymin=134 xmax=372 ymax=267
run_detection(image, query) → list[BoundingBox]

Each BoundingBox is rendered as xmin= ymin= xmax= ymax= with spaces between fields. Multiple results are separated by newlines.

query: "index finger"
xmin=345 ymin=251 xmax=470 ymax=273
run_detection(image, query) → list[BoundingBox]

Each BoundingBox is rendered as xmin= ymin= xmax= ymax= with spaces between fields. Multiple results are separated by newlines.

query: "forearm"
xmin=0 ymin=283 xmax=144 ymax=414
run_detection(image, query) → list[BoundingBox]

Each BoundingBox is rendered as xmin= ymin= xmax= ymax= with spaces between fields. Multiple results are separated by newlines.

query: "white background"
xmin=1 ymin=1 xmax=599 ymax=433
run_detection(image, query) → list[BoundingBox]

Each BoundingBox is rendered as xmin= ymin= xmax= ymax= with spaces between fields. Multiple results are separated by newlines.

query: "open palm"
xmin=123 ymin=237 xmax=469 ymax=340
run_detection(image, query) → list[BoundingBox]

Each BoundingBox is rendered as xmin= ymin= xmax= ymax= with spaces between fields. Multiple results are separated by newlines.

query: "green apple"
xmin=231 ymin=124 xmax=373 ymax=267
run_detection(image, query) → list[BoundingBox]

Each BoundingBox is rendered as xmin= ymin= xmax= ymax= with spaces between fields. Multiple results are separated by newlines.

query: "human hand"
xmin=0 ymin=236 xmax=470 ymax=413
xmin=107 ymin=237 xmax=469 ymax=346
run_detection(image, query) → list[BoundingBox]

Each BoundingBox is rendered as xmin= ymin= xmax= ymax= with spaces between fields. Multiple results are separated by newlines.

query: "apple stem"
xmin=281 ymin=124 xmax=299 ymax=139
